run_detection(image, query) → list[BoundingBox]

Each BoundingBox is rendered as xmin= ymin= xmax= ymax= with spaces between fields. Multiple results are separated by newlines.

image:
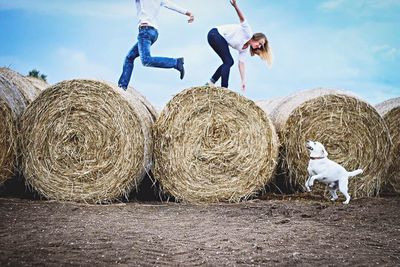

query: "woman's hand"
xmin=186 ymin=11 xmax=194 ymax=23
xmin=241 ymin=81 xmax=246 ymax=92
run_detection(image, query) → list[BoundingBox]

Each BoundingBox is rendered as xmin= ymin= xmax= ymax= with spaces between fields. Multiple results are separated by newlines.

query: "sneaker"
xmin=176 ymin=57 xmax=185 ymax=80
xmin=205 ymin=82 xmax=216 ymax=87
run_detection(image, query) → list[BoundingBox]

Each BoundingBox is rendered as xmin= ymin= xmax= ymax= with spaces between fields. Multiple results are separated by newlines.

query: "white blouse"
xmin=135 ymin=0 xmax=187 ymax=29
xmin=217 ymin=20 xmax=253 ymax=62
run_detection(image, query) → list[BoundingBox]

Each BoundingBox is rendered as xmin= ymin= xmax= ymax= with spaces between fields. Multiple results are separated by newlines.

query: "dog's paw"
xmin=330 ymin=197 xmax=337 ymax=201
xmin=304 ymin=184 xmax=311 ymax=192
xmin=304 ymin=181 xmax=311 ymax=192
xmin=342 ymin=200 xmax=349 ymax=205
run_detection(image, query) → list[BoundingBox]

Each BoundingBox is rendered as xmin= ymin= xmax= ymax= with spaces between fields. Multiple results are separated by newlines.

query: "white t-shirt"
xmin=217 ymin=20 xmax=253 ymax=62
xmin=135 ymin=0 xmax=187 ymax=29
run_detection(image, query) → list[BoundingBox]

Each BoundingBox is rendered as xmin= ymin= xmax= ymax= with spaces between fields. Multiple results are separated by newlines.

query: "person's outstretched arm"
xmin=161 ymin=0 xmax=195 ymax=23
xmin=230 ymin=0 xmax=245 ymax=23
xmin=239 ymin=61 xmax=246 ymax=92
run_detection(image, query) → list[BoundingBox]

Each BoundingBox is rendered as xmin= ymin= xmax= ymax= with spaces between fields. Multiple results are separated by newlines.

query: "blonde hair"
xmin=249 ymin=33 xmax=273 ymax=67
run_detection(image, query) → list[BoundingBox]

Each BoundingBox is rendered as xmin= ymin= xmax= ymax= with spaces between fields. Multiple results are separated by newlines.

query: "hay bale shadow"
xmin=0 ymin=174 xmax=41 ymax=200
xmin=129 ymin=171 xmax=174 ymax=202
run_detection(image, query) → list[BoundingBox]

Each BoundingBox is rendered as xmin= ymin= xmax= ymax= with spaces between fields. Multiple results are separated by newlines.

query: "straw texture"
xmin=256 ymin=97 xmax=286 ymax=116
xmin=376 ymin=97 xmax=400 ymax=193
xmin=126 ymin=86 xmax=158 ymax=120
xmin=264 ymin=88 xmax=391 ymax=198
xmin=0 ymin=99 xmax=16 ymax=185
xmin=153 ymin=86 xmax=279 ymax=203
xmin=1 ymin=68 xmax=39 ymax=105
xmin=0 ymin=68 xmax=40 ymax=184
xmin=19 ymin=79 xmax=155 ymax=203
xmin=25 ymin=76 xmax=49 ymax=94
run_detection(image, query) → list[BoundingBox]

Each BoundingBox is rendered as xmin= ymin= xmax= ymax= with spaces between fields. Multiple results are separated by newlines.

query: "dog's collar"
xmin=310 ymin=156 xmax=325 ymax=160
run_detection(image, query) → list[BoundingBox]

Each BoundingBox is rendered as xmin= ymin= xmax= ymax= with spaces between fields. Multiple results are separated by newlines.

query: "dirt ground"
xmin=1 ymin=192 xmax=400 ymax=267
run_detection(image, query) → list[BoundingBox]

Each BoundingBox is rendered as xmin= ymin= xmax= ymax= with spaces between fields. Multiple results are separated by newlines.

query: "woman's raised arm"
xmin=230 ymin=0 xmax=245 ymax=23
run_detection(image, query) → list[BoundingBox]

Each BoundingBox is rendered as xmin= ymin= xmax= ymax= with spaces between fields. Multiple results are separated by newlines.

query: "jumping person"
xmin=118 ymin=0 xmax=194 ymax=90
xmin=206 ymin=0 xmax=272 ymax=92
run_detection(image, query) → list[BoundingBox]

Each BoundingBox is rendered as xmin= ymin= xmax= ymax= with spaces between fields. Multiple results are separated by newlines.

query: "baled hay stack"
xmin=256 ymin=96 xmax=291 ymax=189
xmin=268 ymin=88 xmax=391 ymax=198
xmin=256 ymin=96 xmax=286 ymax=115
xmin=1 ymin=67 xmax=40 ymax=105
xmin=0 ymin=98 xmax=16 ymax=185
xmin=126 ymin=86 xmax=158 ymax=120
xmin=153 ymin=86 xmax=279 ymax=203
xmin=19 ymin=79 xmax=155 ymax=203
xmin=0 ymin=68 xmax=41 ymax=185
xmin=25 ymin=76 xmax=49 ymax=93
xmin=375 ymin=97 xmax=400 ymax=193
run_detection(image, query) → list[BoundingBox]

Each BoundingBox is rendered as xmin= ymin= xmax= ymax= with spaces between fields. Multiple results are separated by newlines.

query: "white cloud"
xmin=51 ymin=48 xmax=112 ymax=81
xmin=0 ymin=0 xmax=229 ymax=20
xmin=363 ymin=0 xmax=400 ymax=9
xmin=338 ymin=80 xmax=400 ymax=105
xmin=0 ymin=0 xmax=133 ymax=19
xmin=372 ymin=45 xmax=399 ymax=60
xmin=319 ymin=0 xmax=345 ymax=10
xmin=318 ymin=0 xmax=400 ymax=13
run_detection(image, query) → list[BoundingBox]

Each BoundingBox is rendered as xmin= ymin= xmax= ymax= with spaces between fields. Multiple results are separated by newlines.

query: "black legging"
xmin=207 ymin=28 xmax=234 ymax=88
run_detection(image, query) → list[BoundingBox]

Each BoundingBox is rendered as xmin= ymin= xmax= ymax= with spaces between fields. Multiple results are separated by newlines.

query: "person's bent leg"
xmin=207 ymin=28 xmax=233 ymax=88
xmin=118 ymin=43 xmax=139 ymax=89
xmin=210 ymin=65 xmax=222 ymax=84
xmin=207 ymin=29 xmax=222 ymax=83
xmin=220 ymin=57 xmax=234 ymax=88
xmin=138 ymin=27 xmax=177 ymax=69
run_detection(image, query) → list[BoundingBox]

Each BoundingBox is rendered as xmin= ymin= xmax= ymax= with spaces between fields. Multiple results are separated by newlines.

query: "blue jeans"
xmin=208 ymin=28 xmax=234 ymax=88
xmin=118 ymin=26 xmax=178 ymax=88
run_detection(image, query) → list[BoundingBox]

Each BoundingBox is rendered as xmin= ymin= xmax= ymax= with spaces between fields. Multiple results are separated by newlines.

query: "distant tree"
xmin=28 ymin=69 xmax=39 ymax=78
xmin=40 ymin=74 xmax=47 ymax=82
xmin=28 ymin=69 xmax=47 ymax=82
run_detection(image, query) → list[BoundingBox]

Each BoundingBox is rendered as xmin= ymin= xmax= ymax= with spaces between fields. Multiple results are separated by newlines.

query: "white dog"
xmin=304 ymin=141 xmax=363 ymax=204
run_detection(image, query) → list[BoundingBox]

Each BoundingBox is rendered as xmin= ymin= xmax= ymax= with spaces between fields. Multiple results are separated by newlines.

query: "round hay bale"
xmin=126 ymin=86 xmax=158 ymax=120
xmin=0 ymin=68 xmax=40 ymax=185
xmin=25 ymin=76 xmax=49 ymax=94
xmin=269 ymin=88 xmax=391 ymax=198
xmin=256 ymin=96 xmax=286 ymax=116
xmin=256 ymin=96 xmax=292 ymax=191
xmin=376 ymin=97 xmax=400 ymax=193
xmin=0 ymin=99 xmax=16 ymax=185
xmin=1 ymin=67 xmax=40 ymax=104
xmin=153 ymin=86 xmax=279 ymax=203
xmin=19 ymin=79 xmax=155 ymax=203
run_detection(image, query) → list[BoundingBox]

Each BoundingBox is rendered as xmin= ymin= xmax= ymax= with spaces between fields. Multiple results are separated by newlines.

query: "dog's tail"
xmin=348 ymin=169 xmax=363 ymax=177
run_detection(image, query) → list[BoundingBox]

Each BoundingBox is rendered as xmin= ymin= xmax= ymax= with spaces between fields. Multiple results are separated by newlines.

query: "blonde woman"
xmin=207 ymin=0 xmax=272 ymax=92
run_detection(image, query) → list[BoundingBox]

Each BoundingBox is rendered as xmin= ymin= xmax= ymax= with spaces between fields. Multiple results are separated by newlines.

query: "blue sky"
xmin=0 ymin=0 xmax=399 ymax=109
